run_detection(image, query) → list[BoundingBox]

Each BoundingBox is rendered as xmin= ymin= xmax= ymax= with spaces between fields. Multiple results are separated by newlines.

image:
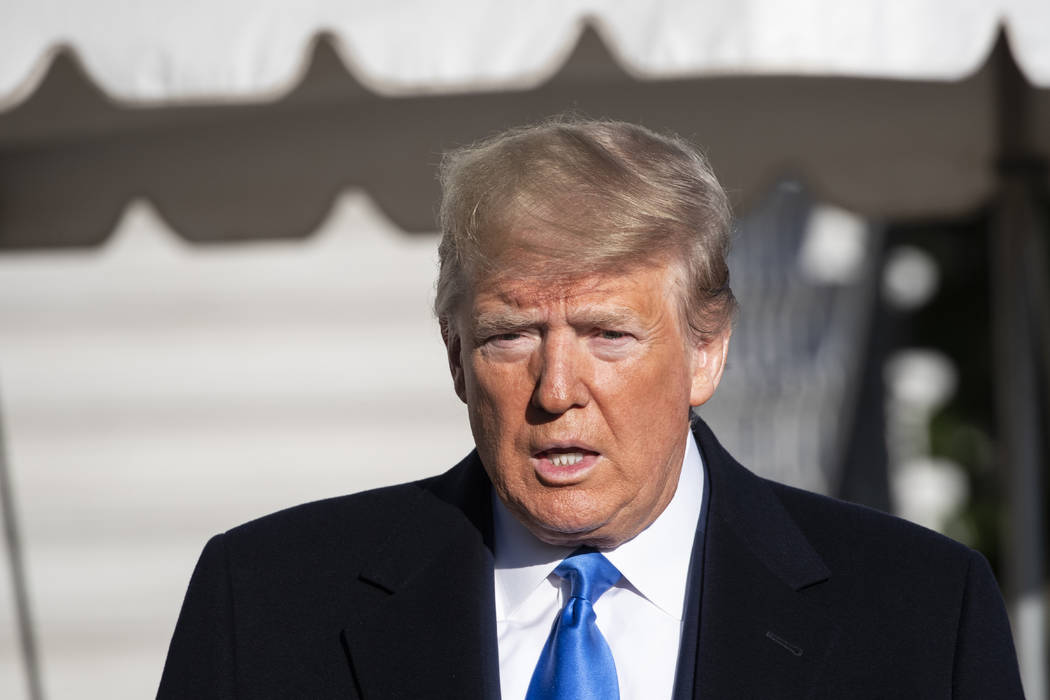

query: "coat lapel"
xmin=691 ymin=418 xmax=841 ymax=698
xmin=341 ymin=455 xmax=501 ymax=700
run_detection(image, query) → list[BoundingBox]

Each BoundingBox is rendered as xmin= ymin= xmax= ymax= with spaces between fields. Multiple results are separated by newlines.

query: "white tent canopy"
xmin=4 ymin=0 xmax=1050 ymax=109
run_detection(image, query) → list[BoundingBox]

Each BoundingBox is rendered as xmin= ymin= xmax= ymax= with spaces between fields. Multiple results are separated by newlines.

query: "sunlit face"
xmin=444 ymin=259 xmax=729 ymax=548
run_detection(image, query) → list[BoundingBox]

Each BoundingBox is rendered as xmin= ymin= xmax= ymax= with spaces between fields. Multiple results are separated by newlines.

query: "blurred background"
xmin=0 ymin=1 xmax=1047 ymax=698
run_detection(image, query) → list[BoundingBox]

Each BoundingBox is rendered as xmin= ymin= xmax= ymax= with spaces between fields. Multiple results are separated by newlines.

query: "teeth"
xmin=550 ymin=452 xmax=584 ymax=467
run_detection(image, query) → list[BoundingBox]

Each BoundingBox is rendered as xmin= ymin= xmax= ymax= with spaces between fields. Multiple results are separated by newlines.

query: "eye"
xmin=590 ymin=328 xmax=635 ymax=358
xmin=480 ymin=329 xmax=537 ymax=358
xmin=482 ymin=331 xmax=533 ymax=349
xmin=488 ymin=332 xmax=523 ymax=343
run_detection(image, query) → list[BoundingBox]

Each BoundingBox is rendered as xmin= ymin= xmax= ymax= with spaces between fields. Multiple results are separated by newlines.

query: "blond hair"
xmin=435 ymin=117 xmax=736 ymax=343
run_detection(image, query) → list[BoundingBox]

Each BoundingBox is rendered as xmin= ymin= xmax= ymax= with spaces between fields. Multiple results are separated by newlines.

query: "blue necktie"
xmin=525 ymin=551 xmax=622 ymax=700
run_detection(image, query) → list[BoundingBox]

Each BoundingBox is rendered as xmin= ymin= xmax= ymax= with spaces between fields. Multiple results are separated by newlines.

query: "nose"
xmin=531 ymin=331 xmax=591 ymax=415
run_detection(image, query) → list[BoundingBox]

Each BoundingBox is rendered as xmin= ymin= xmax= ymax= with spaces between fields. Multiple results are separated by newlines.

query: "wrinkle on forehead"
xmin=482 ymin=273 xmax=610 ymax=307
xmin=471 ymin=247 xmax=682 ymax=302
xmin=454 ymin=235 xmax=693 ymax=344
xmin=469 ymin=212 xmax=679 ymax=276
xmin=467 ymin=281 xmax=624 ymax=340
xmin=464 ymin=263 xmax=687 ymax=347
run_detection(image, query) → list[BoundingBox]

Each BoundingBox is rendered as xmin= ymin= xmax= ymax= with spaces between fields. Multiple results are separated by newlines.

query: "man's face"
xmin=444 ymin=257 xmax=729 ymax=548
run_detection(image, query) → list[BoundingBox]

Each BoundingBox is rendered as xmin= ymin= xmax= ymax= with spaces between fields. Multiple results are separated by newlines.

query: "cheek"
xmin=594 ymin=355 xmax=693 ymax=457
xmin=464 ymin=362 xmax=529 ymax=449
xmin=603 ymin=352 xmax=692 ymax=408
xmin=469 ymin=362 xmax=524 ymax=411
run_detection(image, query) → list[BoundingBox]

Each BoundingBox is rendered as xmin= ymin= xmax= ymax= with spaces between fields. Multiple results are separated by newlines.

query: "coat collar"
xmin=689 ymin=416 xmax=840 ymax=698
xmin=342 ymin=452 xmax=501 ymax=700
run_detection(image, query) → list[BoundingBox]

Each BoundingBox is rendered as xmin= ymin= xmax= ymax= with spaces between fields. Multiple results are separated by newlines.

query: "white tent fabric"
xmin=3 ymin=0 xmax=1050 ymax=109
xmin=0 ymin=195 xmax=475 ymax=699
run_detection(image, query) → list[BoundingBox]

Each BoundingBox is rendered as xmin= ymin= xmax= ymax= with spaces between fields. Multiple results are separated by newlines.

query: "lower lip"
xmin=532 ymin=453 xmax=600 ymax=484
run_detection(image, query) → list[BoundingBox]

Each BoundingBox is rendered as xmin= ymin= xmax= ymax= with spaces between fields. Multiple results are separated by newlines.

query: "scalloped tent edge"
xmin=1 ymin=29 xmax=1047 ymax=250
xmin=4 ymin=4 xmax=1050 ymax=112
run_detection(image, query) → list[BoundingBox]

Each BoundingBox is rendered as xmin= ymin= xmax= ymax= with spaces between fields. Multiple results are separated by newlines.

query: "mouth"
xmin=531 ymin=446 xmax=601 ymax=484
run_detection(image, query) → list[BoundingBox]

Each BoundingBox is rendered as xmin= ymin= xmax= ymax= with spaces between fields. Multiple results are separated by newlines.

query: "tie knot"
xmin=554 ymin=551 xmax=621 ymax=603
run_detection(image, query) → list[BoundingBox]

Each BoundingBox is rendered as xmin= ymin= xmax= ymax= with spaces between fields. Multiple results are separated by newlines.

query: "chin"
xmin=536 ymin=527 xmax=628 ymax=549
xmin=525 ymin=510 xmax=625 ymax=548
xmin=502 ymin=484 xmax=630 ymax=546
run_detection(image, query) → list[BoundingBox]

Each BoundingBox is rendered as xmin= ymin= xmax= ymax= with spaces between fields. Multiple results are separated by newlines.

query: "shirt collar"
xmin=492 ymin=430 xmax=705 ymax=621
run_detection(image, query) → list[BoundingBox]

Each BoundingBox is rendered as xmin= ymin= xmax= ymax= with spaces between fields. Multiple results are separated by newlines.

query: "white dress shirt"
xmin=492 ymin=431 xmax=704 ymax=700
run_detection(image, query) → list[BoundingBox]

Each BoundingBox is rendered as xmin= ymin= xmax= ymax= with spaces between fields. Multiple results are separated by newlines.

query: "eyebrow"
xmin=567 ymin=306 xmax=640 ymax=329
xmin=470 ymin=306 xmax=642 ymax=340
xmin=471 ymin=311 xmax=538 ymax=341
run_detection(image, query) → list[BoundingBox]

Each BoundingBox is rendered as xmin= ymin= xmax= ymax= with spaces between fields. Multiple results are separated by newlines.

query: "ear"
xmin=440 ymin=318 xmax=468 ymax=404
xmin=689 ymin=329 xmax=731 ymax=407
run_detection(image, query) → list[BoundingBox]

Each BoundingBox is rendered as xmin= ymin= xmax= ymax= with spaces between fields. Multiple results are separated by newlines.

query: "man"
xmin=159 ymin=119 xmax=1024 ymax=698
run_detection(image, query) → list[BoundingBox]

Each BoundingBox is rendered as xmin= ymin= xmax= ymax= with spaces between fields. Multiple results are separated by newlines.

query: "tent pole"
xmin=0 ymin=387 xmax=45 ymax=700
xmin=991 ymin=36 xmax=1048 ymax=700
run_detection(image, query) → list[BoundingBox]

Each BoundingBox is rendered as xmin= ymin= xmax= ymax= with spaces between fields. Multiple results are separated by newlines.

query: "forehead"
xmin=463 ymin=262 xmax=681 ymax=322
